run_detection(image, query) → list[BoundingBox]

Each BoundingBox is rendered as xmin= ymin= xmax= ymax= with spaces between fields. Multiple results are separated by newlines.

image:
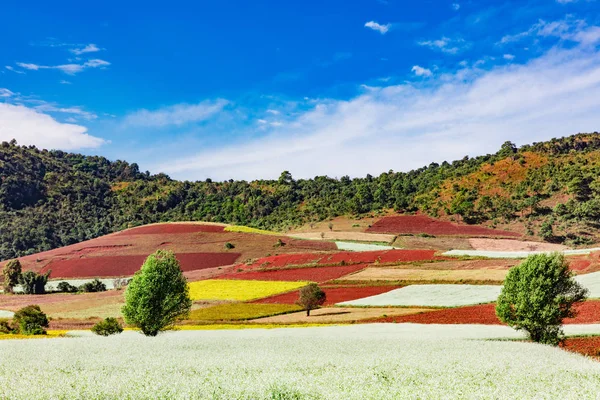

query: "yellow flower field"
xmin=188 ymin=303 xmax=301 ymax=321
xmin=224 ymin=225 xmax=281 ymax=236
xmin=188 ymin=279 xmax=308 ymax=301
xmin=0 ymin=330 xmax=68 ymax=340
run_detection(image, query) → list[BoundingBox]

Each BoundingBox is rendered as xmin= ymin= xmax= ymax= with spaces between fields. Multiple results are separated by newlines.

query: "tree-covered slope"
xmin=1 ymin=133 xmax=600 ymax=260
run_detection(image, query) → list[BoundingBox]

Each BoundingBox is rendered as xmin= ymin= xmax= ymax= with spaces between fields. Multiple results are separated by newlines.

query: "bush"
xmin=2 ymin=260 xmax=22 ymax=293
xmin=19 ymin=271 xmax=50 ymax=294
xmin=91 ymin=317 xmax=123 ymax=336
xmin=0 ymin=318 xmax=15 ymax=334
xmin=224 ymin=242 xmax=235 ymax=250
xmin=79 ymin=279 xmax=107 ymax=293
xmin=56 ymin=281 xmax=79 ymax=293
xmin=122 ymin=250 xmax=191 ymax=336
xmin=12 ymin=305 xmax=49 ymax=335
xmin=496 ymin=253 xmax=588 ymax=345
xmin=296 ymin=283 xmax=326 ymax=316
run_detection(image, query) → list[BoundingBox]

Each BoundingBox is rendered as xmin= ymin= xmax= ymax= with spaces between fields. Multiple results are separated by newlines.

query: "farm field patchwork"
xmin=254 ymin=285 xmax=402 ymax=305
xmin=187 ymin=303 xmax=301 ymax=321
xmin=119 ymin=223 xmax=227 ymax=235
xmin=2 ymin=326 xmax=600 ymax=398
xmin=288 ymin=231 xmax=396 ymax=243
xmin=337 ymin=267 xmax=508 ymax=283
xmin=253 ymin=306 xmax=430 ymax=323
xmin=468 ymin=238 xmax=567 ymax=252
xmin=339 ymin=284 xmax=502 ymax=307
xmin=188 ymin=279 xmax=308 ymax=301
xmin=444 ymin=248 xmax=600 ymax=259
xmin=367 ymin=215 xmax=521 ymax=237
xmin=221 ymin=264 xmax=368 ymax=283
xmin=334 ymin=241 xmax=394 ymax=251
xmin=40 ymin=252 xmax=241 ymax=278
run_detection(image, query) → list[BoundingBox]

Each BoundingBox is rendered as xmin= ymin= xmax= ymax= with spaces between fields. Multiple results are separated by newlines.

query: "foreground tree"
xmin=496 ymin=253 xmax=588 ymax=345
xmin=13 ymin=305 xmax=49 ymax=335
xmin=122 ymin=250 xmax=191 ymax=336
xmin=2 ymin=260 xmax=22 ymax=293
xmin=296 ymin=283 xmax=326 ymax=316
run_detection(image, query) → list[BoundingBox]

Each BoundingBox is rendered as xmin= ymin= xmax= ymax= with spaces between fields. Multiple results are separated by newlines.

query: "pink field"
xmin=367 ymin=215 xmax=521 ymax=237
xmin=40 ymin=252 xmax=241 ymax=278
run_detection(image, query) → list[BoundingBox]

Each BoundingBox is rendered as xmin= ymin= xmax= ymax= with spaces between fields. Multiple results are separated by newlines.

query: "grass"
xmin=188 ymin=279 xmax=309 ymax=301
xmin=224 ymin=225 xmax=281 ymax=236
xmin=0 ymin=330 xmax=68 ymax=340
xmin=187 ymin=303 xmax=302 ymax=321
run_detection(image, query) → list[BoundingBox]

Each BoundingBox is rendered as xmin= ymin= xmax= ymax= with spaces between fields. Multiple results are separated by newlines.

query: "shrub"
xmin=79 ymin=279 xmax=107 ymax=293
xmin=296 ymin=283 xmax=326 ymax=316
xmin=274 ymin=239 xmax=286 ymax=248
xmin=0 ymin=318 xmax=15 ymax=334
xmin=496 ymin=253 xmax=588 ymax=345
xmin=2 ymin=260 xmax=22 ymax=293
xmin=92 ymin=318 xmax=123 ymax=336
xmin=19 ymin=271 xmax=50 ymax=294
xmin=224 ymin=242 xmax=235 ymax=250
xmin=12 ymin=305 xmax=49 ymax=335
xmin=122 ymin=250 xmax=192 ymax=336
xmin=56 ymin=281 xmax=79 ymax=293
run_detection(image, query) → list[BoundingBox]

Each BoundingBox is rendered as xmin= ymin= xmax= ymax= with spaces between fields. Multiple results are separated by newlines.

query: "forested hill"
xmin=2 ymin=133 xmax=600 ymax=260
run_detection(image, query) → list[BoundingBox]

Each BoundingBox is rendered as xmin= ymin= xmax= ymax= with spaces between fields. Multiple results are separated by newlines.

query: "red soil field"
xmin=561 ymin=337 xmax=600 ymax=358
xmin=254 ymin=285 xmax=402 ymax=306
xmin=371 ymin=301 xmax=600 ymax=325
xmin=119 ymin=224 xmax=225 ymax=235
xmin=367 ymin=215 xmax=521 ymax=237
xmin=220 ymin=264 xmax=367 ymax=283
xmin=40 ymin=252 xmax=241 ymax=278
xmin=239 ymin=249 xmax=440 ymax=271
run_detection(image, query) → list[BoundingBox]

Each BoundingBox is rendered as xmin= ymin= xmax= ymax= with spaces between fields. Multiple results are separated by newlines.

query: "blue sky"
xmin=1 ymin=0 xmax=600 ymax=180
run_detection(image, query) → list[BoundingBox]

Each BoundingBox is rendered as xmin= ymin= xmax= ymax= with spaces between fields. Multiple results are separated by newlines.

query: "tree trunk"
xmin=306 ymin=309 xmax=310 ymax=317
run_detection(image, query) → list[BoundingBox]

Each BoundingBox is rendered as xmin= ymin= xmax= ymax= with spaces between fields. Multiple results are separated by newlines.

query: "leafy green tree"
xmin=122 ymin=250 xmax=192 ymax=336
xmin=539 ymin=219 xmax=554 ymax=242
xmin=79 ymin=279 xmax=107 ymax=293
xmin=56 ymin=281 xmax=79 ymax=293
xmin=91 ymin=317 xmax=123 ymax=336
xmin=496 ymin=253 xmax=588 ymax=345
xmin=13 ymin=305 xmax=49 ymax=335
xmin=296 ymin=283 xmax=326 ymax=316
xmin=19 ymin=271 xmax=50 ymax=294
xmin=2 ymin=259 xmax=22 ymax=293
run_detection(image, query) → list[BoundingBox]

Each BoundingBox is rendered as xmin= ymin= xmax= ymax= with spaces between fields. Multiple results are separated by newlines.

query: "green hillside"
xmin=2 ymin=133 xmax=600 ymax=260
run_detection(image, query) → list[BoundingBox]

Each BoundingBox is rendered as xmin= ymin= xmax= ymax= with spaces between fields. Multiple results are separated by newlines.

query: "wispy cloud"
xmin=503 ymin=54 xmax=515 ymax=60
xmin=15 ymin=59 xmax=110 ymax=75
xmin=5 ymin=66 xmax=25 ymax=74
xmin=499 ymin=17 xmax=600 ymax=45
xmin=70 ymin=44 xmax=101 ymax=55
xmin=452 ymin=3 xmax=461 ymax=10
xmin=0 ymin=88 xmax=14 ymax=97
xmin=0 ymin=102 xmax=105 ymax=150
xmin=411 ymin=65 xmax=433 ymax=77
xmin=124 ymin=99 xmax=229 ymax=127
xmin=365 ymin=21 xmax=391 ymax=34
xmin=154 ymin=42 xmax=600 ymax=181
xmin=59 ymin=80 xmax=72 ymax=85
xmin=418 ymin=36 xmax=470 ymax=54
xmin=34 ymin=103 xmax=98 ymax=120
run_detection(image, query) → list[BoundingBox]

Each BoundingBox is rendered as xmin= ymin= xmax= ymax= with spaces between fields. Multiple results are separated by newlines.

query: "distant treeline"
xmin=2 ymin=133 xmax=600 ymax=260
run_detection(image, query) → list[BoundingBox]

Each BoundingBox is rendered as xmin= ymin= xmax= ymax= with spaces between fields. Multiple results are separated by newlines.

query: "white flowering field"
xmin=444 ymin=248 xmax=600 ymax=258
xmin=338 ymin=284 xmax=502 ymax=307
xmin=1 ymin=325 xmax=600 ymax=399
xmin=0 ymin=310 xmax=14 ymax=318
xmin=575 ymin=271 xmax=600 ymax=298
xmin=335 ymin=241 xmax=394 ymax=251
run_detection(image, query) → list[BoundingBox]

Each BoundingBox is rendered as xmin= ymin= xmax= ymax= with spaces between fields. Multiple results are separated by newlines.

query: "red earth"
xmin=561 ymin=337 xmax=600 ymax=358
xmin=254 ymin=285 xmax=402 ymax=306
xmin=119 ymin=224 xmax=226 ymax=234
xmin=41 ymin=252 xmax=241 ymax=278
xmin=367 ymin=215 xmax=521 ymax=237
xmin=238 ymin=249 xmax=441 ymax=271
xmin=220 ymin=264 xmax=368 ymax=283
xmin=370 ymin=301 xmax=600 ymax=325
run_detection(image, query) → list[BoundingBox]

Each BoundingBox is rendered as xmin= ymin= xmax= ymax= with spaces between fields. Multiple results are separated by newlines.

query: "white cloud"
xmin=60 ymin=80 xmax=72 ymax=85
xmin=124 ymin=99 xmax=228 ymax=127
xmin=452 ymin=3 xmax=461 ymax=10
xmin=365 ymin=21 xmax=391 ymax=34
xmin=34 ymin=103 xmax=98 ymax=120
xmin=411 ymin=65 xmax=433 ymax=77
xmin=0 ymin=103 xmax=105 ymax=150
xmin=70 ymin=44 xmax=101 ymax=55
xmin=418 ymin=37 xmax=469 ymax=54
xmin=154 ymin=43 xmax=600 ymax=181
xmin=5 ymin=66 xmax=25 ymax=74
xmin=503 ymin=54 xmax=515 ymax=60
xmin=0 ymin=88 xmax=14 ymax=97
xmin=500 ymin=17 xmax=600 ymax=45
xmin=14 ymin=59 xmax=110 ymax=75
xmin=266 ymin=109 xmax=280 ymax=115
